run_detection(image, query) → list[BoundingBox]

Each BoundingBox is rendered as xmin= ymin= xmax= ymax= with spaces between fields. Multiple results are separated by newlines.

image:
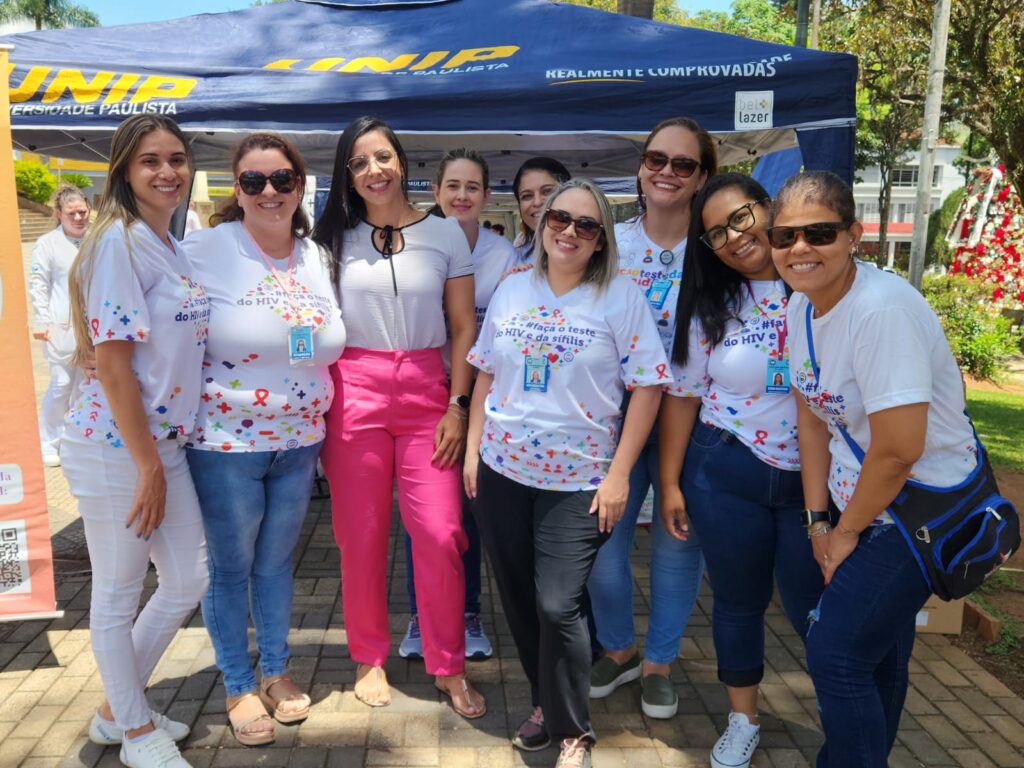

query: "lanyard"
xmin=244 ymin=224 xmax=302 ymax=321
xmin=747 ymin=281 xmax=787 ymax=360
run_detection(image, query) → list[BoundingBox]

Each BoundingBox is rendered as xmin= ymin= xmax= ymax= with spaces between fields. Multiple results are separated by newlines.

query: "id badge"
xmin=646 ymin=278 xmax=673 ymax=310
xmin=289 ymin=324 xmax=315 ymax=366
xmin=524 ymin=356 xmax=550 ymax=392
xmin=765 ymin=357 xmax=790 ymax=393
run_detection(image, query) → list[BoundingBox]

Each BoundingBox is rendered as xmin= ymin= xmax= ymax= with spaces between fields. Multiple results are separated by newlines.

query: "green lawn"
xmin=968 ymin=388 xmax=1024 ymax=472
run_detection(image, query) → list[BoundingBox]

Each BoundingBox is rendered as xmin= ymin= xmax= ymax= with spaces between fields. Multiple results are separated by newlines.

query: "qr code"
xmin=0 ymin=520 xmax=31 ymax=595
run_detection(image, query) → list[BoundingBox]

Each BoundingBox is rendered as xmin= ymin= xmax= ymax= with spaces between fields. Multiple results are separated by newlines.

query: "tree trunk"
xmin=878 ymin=173 xmax=893 ymax=267
xmin=617 ymin=0 xmax=655 ymax=18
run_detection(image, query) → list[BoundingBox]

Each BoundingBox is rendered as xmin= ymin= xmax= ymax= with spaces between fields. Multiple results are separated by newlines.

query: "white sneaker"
xmin=711 ymin=712 xmax=760 ymax=768
xmin=119 ymin=728 xmax=191 ymax=767
xmin=464 ymin=613 xmax=493 ymax=659
xmin=90 ymin=710 xmax=190 ymax=745
xmin=41 ymin=453 xmax=61 ymax=467
xmin=399 ymin=614 xmax=423 ymax=659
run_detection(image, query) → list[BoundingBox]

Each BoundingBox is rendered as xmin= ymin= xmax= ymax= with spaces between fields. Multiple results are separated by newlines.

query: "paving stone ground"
xmin=5 ymin=244 xmax=1024 ymax=768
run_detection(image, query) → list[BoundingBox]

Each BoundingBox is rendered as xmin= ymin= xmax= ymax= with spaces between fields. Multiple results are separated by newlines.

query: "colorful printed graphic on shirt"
xmin=177 ymin=274 xmax=211 ymax=344
xmin=242 ymin=275 xmax=334 ymax=329
xmin=495 ymin=305 xmax=596 ymax=369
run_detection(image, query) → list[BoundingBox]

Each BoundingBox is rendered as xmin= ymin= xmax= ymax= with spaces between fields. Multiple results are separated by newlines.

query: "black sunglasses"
xmin=347 ymin=149 xmax=396 ymax=175
xmin=641 ymin=150 xmax=701 ymax=179
xmin=542 ymin=208 xmax=604 ymax=241
xmin=766 ymin=221 xmax=852 ymax=249
xmin=237 ymin=168 xmax=298 ymax=196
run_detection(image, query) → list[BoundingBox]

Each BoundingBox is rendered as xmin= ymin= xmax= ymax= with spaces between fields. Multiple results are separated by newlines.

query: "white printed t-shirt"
xmin=615 ymin=218 xmax=685 ymax=354
xmin=788 ymin=262 xmax=977 ymax=511
xmin=340 ymin=214 xmax=473 ymax=350
xmin=667 ymin=280 xmax=799 ymax=470
xmin=184 ymin=222 xmax=347 ymax=452
xmin=66 ymin=220 xmax=209 ymax=447
xmin=468 ymin=272 xmax=672 ymax=491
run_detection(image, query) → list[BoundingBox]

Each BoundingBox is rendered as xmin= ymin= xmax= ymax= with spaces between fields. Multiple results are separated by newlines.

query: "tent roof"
xmin=2 ymin=0 xmax=858 ymax=181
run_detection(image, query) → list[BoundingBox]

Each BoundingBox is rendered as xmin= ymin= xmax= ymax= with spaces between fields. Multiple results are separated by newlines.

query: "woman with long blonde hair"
xmin=64 ymin=114 xmax=209 ymax=768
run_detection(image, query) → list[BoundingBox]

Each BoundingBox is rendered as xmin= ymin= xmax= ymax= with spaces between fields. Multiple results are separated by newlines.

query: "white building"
xmin=853 ymin=143 xmax=964 ymax=263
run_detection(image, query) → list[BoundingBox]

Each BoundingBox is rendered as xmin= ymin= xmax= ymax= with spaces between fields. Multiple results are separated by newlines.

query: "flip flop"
xmin=259 ymin=674 xmax=311 ymax=724
xmin=435 ymin=674 xmax=487 ymax=719
xmin=226 ymin=692 xmax=275 ymax=746
xmin=354 ymin=664 xmax=391 ymax=707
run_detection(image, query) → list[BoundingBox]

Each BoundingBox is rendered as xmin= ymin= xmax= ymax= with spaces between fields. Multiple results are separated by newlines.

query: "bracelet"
xmin=837 ymin=520 xmax=860 ymax=537
xmin=807 ymin=522 xmax=832 ymax=539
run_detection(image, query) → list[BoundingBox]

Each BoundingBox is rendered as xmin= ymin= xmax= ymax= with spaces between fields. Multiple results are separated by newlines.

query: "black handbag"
xmin=805 ymin=304 xmax=1020 ymax=601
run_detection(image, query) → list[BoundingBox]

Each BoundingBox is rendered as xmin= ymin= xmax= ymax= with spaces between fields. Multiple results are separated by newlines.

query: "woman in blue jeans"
xmin=587 ymin=117 xmax=714 ymax=719
xmin=660 ymin=174 xmax=823 ymax=768
xmin=184 ymin=133 xmax=347 ymax=745
xmin=772 ymin=171 xmax=973 ymax=767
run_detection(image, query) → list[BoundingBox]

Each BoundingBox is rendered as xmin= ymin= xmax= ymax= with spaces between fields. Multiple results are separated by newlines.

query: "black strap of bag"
xmin=803 ymin=303 xmax=1019 ymax=600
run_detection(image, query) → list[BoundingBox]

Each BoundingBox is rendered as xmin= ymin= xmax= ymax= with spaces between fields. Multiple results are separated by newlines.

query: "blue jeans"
xmin=404 ymin=491 xmax=481 ymax=615
xmin=682 ymin=421 xmax=823 ymax=686
xmin=187 ymin=443 xmax=321 ymax=697
xmin=587 ymin=425 xmax=705 ymax=664
xmin=806 ymin=523 xmax=930 ymax=768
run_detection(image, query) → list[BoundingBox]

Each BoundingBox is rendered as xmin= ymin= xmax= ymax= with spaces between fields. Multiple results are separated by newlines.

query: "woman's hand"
xmin=659 ymin=483 xmax=691 ymax=541
xmin=590 ymin=470 xmax=629 ymax=533
xmin=125 ymin=459 xmax=167 ymax=539
xmin=432 ymin=409 xmax=467 ymax=468
xmin=810 ymin=532 xmax=830 ymax=576
xmin=822 ymin=526 xmax=860 ymax=583
xmin=463 ymin=448 xmax=479 ymax=499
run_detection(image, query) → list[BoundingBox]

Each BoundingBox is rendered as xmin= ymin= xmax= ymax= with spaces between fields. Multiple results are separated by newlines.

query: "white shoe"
xmin=711 ymin=712 xmax=760 ymax=768
xmin=41 ymin=454 xmax=61 ymax=467
xmin=399 ymin=614 xmax=423 ymax=659
xmin=90 ymin=710 xmax=190 ymax=745
xmin=119 ymin=728 xmax=191 ymax=767
xmin=464 ymin=613 xmax=493 ymax=660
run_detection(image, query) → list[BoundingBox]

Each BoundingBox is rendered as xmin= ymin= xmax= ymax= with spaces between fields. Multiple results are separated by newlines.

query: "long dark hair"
xmin=672 ymin=173 xmax=772 ymax=366
xmin=636 ymin=116 xmax=718 ymax=214
xmin=311 ymin=116 xmax=410 ymax=286
xmin=211 ymin=132 xmax=310 ymax=237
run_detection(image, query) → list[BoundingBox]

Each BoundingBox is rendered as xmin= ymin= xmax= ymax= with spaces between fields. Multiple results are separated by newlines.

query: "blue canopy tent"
xmin=2 ymin=0 xmax=857 ymax=184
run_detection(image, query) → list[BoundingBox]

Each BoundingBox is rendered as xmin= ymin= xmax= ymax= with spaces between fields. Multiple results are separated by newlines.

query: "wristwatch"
xmin=449 ymin=394 xmax=471 ymax=410
xmin=801 ymin=508 xmax=830 ymax=528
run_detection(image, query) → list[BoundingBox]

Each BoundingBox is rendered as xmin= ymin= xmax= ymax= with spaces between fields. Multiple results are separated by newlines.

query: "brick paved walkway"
xmin=4 ymin=246 xmax=1024 ymax=768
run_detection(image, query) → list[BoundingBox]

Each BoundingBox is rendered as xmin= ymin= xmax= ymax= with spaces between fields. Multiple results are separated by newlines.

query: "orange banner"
xmin=0 ymin=45 xmax=59 ymax=622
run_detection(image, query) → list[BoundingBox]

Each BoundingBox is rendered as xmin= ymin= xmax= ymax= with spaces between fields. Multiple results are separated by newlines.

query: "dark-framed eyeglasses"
xmin=766 ymin=221 xmax=852 ymax=249
xmin=347 ymin=149 xmax=396 ymax=175
xmin=237 ymin=168 xmax=298 ymax=196
xmin=641 ymin=151 xmax=701 ymax=179
xmin=542 ymin=208 xmax=604 ymax=241
xmin=700 ymin=201 xmax=764 ymax=251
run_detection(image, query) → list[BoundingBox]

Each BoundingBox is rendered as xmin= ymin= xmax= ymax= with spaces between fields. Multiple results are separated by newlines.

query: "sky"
xmin=82 ymin=0 xmax=734 ymax=27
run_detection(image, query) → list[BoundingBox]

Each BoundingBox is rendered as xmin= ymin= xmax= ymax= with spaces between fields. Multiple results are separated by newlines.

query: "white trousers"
xmin=62 ymin=427 xmax=208 ymax=730
xmin=39 ymin=360 xmax=75 ymax=457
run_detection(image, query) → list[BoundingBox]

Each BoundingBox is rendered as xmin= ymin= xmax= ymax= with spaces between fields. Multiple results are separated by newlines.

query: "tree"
xmin=0 ymin=0 xmax=98 ymax=30
xmin=863 ymin=0 xmax=1024 ymax=200
xmin=556 ymin=0 xmax=685 ymax=25
xmin=684 ymin=0 xmax=795 ymax=44
xmin=14 ymin=158 xmax=56 ymax=204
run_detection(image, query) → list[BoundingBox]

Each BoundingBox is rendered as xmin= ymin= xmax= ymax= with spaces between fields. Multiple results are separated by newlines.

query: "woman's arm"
xmin=592 ymin=385 xmax=662 ymax=533
xmin=822 ymin=402 xmax=927 ymax=580
xmin=657 ymin=395 xmax=702 ymax=541
xmin=463 ymin=371 xmax=492 ymax=499
xmin=95 ymin=340 xmax=166 ymax=538
xmin=434 ymin=274 xmax=476 ymax=468
xmin=795 ymin=393 xmax=833 ymax=573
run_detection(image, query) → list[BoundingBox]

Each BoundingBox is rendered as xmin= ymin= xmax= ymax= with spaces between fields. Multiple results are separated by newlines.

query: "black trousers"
xmin=473 ymin=462 xmax=609 ymax=742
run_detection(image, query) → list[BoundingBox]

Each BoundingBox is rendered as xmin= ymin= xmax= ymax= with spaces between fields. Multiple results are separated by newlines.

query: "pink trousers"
xmin=321 ymin=347 xmax=467 ymax=675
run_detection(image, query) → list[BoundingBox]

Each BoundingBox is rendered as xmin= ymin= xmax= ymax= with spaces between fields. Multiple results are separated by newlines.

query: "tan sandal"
xmin=259 ymin=674 xmax=311 ymax=724
xmin=226 ymin=692 xmax=275 ymax=746
xmin=435 ymin=674 xmax=487 ymax=719
xmin=354 ymin=664 xmax=391 ymax=707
